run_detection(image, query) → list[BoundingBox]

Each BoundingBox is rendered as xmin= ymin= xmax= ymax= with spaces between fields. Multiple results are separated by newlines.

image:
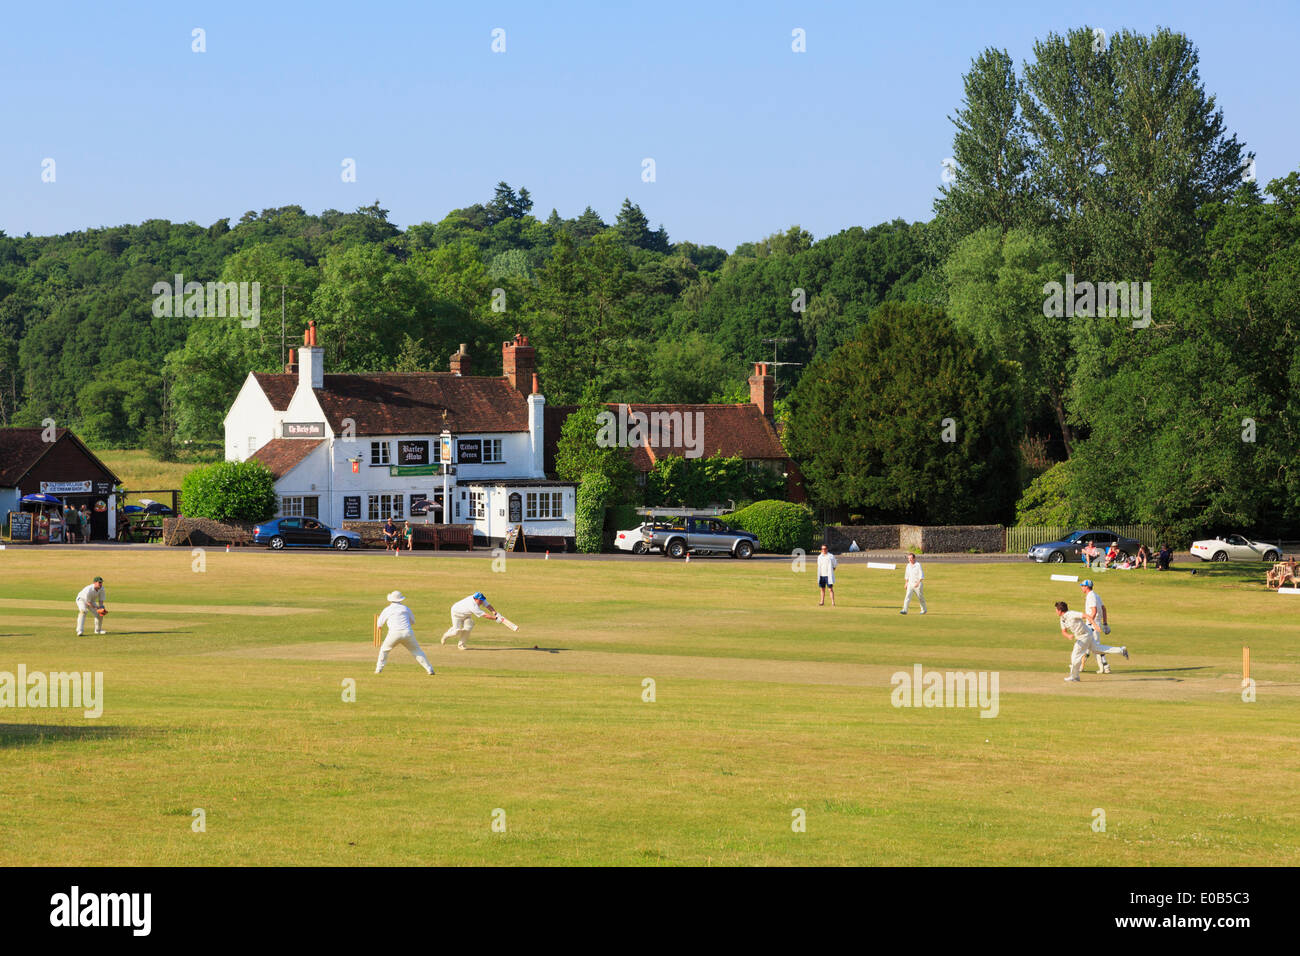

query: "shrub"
xmin=604 ymin=502 xmax=641 ymax=547
xmin=575 ymin=471 xmax=614 ymax=553
xmin=180 ymin=460 xmax=278 ymax=523
xmin=728 ymin=500 xmax=815 ymax=554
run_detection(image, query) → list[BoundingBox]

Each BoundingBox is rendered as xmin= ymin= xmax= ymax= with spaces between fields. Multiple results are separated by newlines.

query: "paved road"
xmin=3 ymin=542 xmax=1210 ymax=565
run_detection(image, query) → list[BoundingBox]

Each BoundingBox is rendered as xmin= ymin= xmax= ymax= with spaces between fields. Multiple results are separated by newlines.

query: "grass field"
xmin=1 ymin=548 xmax=1297 ymax=866
xmin=91 ymin=449 xmax=203 ymax=496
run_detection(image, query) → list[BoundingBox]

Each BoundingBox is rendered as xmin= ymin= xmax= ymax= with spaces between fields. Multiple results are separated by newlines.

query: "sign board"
xmin=95 ymin=481 xmax=114 ymax=496
xmin=389 ymin=464 xmax=441 ymax=477
xmin=503 ymin=524 xmax=525 ymax=553
xmin=457 ymin=439 xmax=482 ymax=464
xmin=508 ymin=492 xmax=523 ymax=524
xmin=343 ymin=496 xmax=361 ymax=520
xmin=40 ymin=480 xmax=91 ymax=495
xmin=398 ymin=440 xmax=429 ymax=465
xmin=284 ymin=422 xmax=326 ymax=438
xmin=7 ymin=512 xmax=33 ymax=542
xmin=440 ymin=434 xmax=454 ymax=464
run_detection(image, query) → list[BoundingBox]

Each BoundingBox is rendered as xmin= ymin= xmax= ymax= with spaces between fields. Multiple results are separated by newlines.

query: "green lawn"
xmin=0 ymin=549 xmax=1296 ymax=865
xmin=91 ymin=448 xmax=205 ymax=496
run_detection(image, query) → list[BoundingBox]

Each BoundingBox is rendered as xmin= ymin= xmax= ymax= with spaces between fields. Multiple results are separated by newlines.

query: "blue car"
xmin=253 ymin=517 xmax=362 ymax=552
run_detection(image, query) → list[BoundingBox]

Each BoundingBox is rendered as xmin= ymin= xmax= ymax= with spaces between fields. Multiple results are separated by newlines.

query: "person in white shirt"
xmin=1080 ymin=580 xmax=1110 ymax=673
xmin=74 ymin=576 xmax=107 ymax=636
xmin=816 ymin=545 xmax=837 ymax=606
xmin=442 ymin=591 xmax=497 ymax=650
xmin=900 ymin=553 xmax=926 ymax=614
xmin=374 ymin=591 xmax=434 ymax=675
xmin=1056 ymin=601 xmax=1127 ymax=681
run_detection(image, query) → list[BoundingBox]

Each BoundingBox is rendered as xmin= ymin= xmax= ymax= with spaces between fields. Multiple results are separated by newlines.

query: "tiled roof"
xmin=0 ymin=428 xmax=121 ymax=488
xmin=251 ymin=373 xmax=530 ymax=435
xmin=249 ymin=438 xmax=324 ymax=480
xmin=543 ymin=403 xmax=790 ymax=473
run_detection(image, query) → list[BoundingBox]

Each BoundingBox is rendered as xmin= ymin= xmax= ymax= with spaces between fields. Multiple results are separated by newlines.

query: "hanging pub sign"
xmin=284 ymin=422 xmax=326 ymax=438
xmin=508 ymin=492 xmax=523 ymax=524
xmin=343 ymin=496 xmax=361 ymax=520
xmin=398 ymin=440 xmax=429 ymax=465
xmin=457 ymin=439 xmax=482 ymax=464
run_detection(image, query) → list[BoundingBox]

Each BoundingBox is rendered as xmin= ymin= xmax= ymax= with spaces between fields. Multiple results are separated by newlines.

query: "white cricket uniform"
xmin=375 ymin=602 xmax=432 ymax=674
xmin=1084 ymin=590 xmax=1109 ymax=670
xmin=443 ymin=595 xmax=487 ymax=648
xmin=1061 ymin=610 xmax=1121 ymax=679
xmin=902 ymin=560 xmax=926 ymax=613
xmin=817 ymin=552 xmax=837 ymax=585
xmin=75 ymin=584 xmax=106 ymax=635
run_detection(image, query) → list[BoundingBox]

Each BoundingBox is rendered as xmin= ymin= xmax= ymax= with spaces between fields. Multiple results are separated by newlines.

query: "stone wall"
xmin=824 ymin=525 xmax=900 ymax=551
xmin=826 ymin=524 xmax=1006 ymax=553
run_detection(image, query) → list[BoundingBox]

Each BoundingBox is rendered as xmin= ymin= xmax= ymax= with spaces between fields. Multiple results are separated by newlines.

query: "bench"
xmin=343 ymin=522 xmax=474 ymax=551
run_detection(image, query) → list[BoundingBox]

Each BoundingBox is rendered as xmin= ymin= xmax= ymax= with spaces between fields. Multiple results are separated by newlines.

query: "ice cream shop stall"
xmin=0 ymin=427 xmax=122 ymax=543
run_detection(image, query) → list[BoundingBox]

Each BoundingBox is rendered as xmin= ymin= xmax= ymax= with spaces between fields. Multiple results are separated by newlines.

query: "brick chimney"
xmin=502 ymin=333 xmax=535 ymax=395
xmin=285 ymin=347 xmax=298 ymax=375
xmin=300 ymin=321 xmax=324 ymax=389
xmin=449 ymin=343 xmax=470 ymax=376
xmin=749 ymin=361 xmax=774 ymax=419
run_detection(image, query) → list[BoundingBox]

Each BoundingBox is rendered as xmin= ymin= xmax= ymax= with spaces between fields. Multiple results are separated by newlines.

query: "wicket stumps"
xmin=373 ymin=614 xmax=380 ymax=648
xmin=1242 ymin=645 xmax=1250 ymax=688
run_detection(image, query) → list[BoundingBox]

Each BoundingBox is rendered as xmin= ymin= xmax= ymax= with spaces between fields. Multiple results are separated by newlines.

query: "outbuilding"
xmin=0 ymin=427 xmax=122 ymax=541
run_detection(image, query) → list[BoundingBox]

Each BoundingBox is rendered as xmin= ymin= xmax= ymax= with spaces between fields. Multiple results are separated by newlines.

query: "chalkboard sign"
xmin=508 ymin=492 xmax=522 ymax=524
xmin=503 ymin=524 xmax=525 ymax=553
xmin=8 ymin=512 xmax=33 ymax=542
xmin=343 ymin=496 xmax=361 ymax=520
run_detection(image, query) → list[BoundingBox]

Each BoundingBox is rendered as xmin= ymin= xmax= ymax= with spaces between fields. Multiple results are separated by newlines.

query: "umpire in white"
xmin=900 ymin=553 xmax=926 ymax=614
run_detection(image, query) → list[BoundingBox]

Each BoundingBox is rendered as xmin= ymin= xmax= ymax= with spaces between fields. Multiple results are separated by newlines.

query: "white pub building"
xmin=223 ymin=323 xmax=576 ymax=547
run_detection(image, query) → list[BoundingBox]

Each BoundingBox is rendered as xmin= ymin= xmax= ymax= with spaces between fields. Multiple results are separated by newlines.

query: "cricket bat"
xmin=496 ymin=614 xmax=520 ymax=632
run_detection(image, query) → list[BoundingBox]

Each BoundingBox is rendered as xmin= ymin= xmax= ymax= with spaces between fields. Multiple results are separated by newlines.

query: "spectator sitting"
xmin=1134 ymin=544 xmax=1150 ymax=569
xmin=1081 ymin=542 xmax=1100 ymax=567
xmin=403 ymin=520 xmax=415 ymax=552
xmin=1157 ymin=544 xmax=1173 ymax=571
xmin=382 ymin=517 xmax=399 ymax=552
xmin=1104 ymin=544 xmax=1120 ymax=568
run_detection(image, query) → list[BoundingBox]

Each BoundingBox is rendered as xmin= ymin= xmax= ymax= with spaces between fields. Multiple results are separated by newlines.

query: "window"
xmin=525 ymin=491 xmax=564 ymax=520
xmin=370 ymin=441 xmax=390 ymax=466
xmin=367 ymin=494 xmax=404 ymax=521
xmin=247 ymin=436 xmax=257 ymax=455
xmin=280 ymin=496 xmax=319 ymax=518
xmin=432 ymin=441 xmax=442 ymax=464
xmin=469 ymin=491 xmax=486 ymax=519
xmin=482 ymin=439 xmax=503 ymax=463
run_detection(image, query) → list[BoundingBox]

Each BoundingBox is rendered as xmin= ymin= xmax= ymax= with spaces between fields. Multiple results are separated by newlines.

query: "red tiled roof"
xmin=249 ymin=438 xmax=324 ymax=480
xmin=251 ymin=374 xmax=530 ymax=435
xmin=542 ymin=403 xmax=790 ymax=473
xmin=0 ymin=428 xmax=121 ymax=488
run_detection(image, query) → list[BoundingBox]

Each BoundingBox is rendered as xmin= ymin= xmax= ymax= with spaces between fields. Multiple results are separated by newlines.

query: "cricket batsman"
xmin=75 ymin=576 xmax=108 ymax=636
xmin=1080 ymin=580 xmax=1110 ymax=673
xmin=441 ymin=591 xmax=497 ymax=650
xmin=1055 ymin=601 xmax=1128 ymax=682
xmin=374 ymin=590 xmax=434 ymax=676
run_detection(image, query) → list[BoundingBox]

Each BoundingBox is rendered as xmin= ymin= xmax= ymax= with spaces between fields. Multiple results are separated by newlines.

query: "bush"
xmin=575 ymin=471 xmax=614 ymax=553
xmin=727 ymin=500 xmax=815 ymax=554
xmin=604 ymin=502 xmax=641 ymax=547
xmin=180 ymin=460 xmax=278 ymax=523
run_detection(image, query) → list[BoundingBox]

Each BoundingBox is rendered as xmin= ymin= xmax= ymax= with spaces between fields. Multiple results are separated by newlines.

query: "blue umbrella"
xmin=122 ymin=505 xmax=144 ymax=514
xmin=20 ymin=493 xmax=63 ymax=507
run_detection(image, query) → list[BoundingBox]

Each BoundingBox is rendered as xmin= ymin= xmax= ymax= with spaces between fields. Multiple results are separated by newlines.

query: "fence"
xmin=1005 ymin=525 xmax=1160 ymax=554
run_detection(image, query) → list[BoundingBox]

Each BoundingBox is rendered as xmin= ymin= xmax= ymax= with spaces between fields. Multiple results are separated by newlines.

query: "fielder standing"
xmin=442 ymin=591 xmax=497 ymax=650
xmin=817 ymin=544 xmax=837 ymax=606
xmin=374 ymin=590 xmax=434 ymax=675
xmin=900 ymin=553 xmax=926 ymax=614
xmin=1080 ymin=580 xmax=1110 ymax=673
xmin=1055 ymin=601 xmax=1128 ymax=682
xmin=75 ymin=576 xmax=108 ymax=636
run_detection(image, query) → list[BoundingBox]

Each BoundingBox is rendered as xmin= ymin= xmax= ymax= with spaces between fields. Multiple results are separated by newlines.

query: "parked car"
xmin=645 ymin=517 xmax=760 ymax=559
xmin=253 ymin=517 xmax=362 ymax=551
xmin=1190 ymin=534 xmax=1281 ymax=563
xmin=614 ymin=521 xmax=671 ymax=554
xmin=1028 ymin=529 xmax=1140 ymax=564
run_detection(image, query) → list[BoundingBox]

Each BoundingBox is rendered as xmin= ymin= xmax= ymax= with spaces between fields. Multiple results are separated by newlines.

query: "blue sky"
xmin=2 ymin=0 xmax=1294 ymax=250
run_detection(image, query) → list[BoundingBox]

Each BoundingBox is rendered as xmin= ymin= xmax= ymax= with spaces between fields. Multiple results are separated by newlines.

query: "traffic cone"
xmin=226 ymin=544 xmax=230 ymax=553
xmin=685 ymin=551 xmax=691 ymax=563
xmin=545 ymin=550 xmax=550 ymax=560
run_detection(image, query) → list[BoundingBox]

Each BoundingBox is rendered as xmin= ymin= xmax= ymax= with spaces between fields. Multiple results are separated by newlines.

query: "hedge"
xmin=727 ymin=500 xmax=815 ymax=554
xmin=575 ymin=471 xmax=614 ymax=553
xmin=179 ymin=460 xmax=278 ymax=524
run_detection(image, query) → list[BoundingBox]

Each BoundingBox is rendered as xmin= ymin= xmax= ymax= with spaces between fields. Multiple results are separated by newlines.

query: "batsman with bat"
xmin=441 ymin=591 xmax=517 ymax=650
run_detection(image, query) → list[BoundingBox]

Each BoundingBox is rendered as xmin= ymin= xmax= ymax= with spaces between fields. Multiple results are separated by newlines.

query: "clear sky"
xmin=2 ymin=0 xmax=1294 ymax=250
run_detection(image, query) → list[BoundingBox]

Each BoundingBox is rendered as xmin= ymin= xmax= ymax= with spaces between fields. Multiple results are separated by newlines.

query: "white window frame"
xmin=525 ymin=491 xmax=564 ymax=520
xmin=367 ymin=494 xmax=405 ymax=521
xmin=370 ymin=441 xmax=390 ymax=466
xmin=280 ymin=495 xmax=319 ymax=518
xmin=482 ymin=438 xmax=504 ymax=463
xmin=469 ymin=491 xmax=486 ymax=519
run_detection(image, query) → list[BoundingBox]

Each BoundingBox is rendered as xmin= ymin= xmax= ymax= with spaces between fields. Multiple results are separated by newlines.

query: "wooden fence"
xmin=1005 ymin=524 xmax=1160 ymax=554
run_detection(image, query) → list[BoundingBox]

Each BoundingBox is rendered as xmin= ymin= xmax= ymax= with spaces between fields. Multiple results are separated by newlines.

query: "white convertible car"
xmin=1190 ymin=534 xmax=1281 ymax=562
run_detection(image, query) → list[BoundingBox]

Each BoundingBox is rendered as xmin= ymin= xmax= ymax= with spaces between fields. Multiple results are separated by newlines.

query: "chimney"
xmin=285 ymin=347 xmax=298 ymax=375
xmin=300 ymin=322 xmax=324 ymax=389
xmin=502 ymin=333 xmax=535 ymax=395
xmin=449 ymin=343 xmax=470 ymax=376
xmin=749 ymin=361 xmax=774 ymax=419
